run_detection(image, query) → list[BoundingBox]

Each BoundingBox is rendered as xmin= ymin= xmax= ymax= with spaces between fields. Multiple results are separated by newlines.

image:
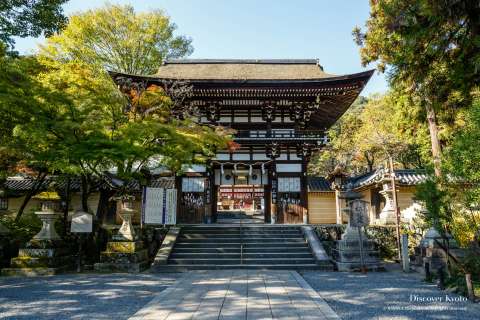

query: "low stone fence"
xmin=311 ymin=224 xmax=399 ymax=260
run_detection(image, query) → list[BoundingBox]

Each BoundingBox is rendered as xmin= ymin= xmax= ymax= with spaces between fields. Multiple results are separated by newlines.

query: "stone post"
xmin=401 ymin=234 xmax=409 ymax=272
xmin=334 ymin=189 xmax=384 ymax=271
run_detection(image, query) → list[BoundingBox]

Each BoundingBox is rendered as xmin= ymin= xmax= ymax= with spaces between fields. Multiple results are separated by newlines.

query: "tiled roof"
xmin=308 ymin=169 xmax=428 ymax=192
xmin=308 ymin=177 xmax=333 ymax=192
xmin=2 ymin=176 xmax=175 ymax=193
xmin=350 ymin=169 xmax=429 ymax=189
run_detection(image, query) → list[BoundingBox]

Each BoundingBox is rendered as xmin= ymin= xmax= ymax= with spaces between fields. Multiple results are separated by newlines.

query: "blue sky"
xmin=14 ymin=0 xmax=388 ymax=95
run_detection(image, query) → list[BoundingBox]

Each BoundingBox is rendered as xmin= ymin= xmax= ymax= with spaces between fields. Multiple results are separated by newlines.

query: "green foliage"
xmin=0 ymin=211 xmax=42 ymax=245
xmin=415 ymin=179 xmax=450 ymax=231
xmin=313 ymin=224 xmax=399 ymax=260
xmin=444 ymin=93 xmax=480 ymax=205
xmin=310 ymin=93 xmax=429 ymax=176
xmin=354 ymin=0 xmax=480 ymax=105
xmin=0 ymin=47 xmax=59 ymax=179
xmin=0 ymin=0 xmax=67 ymax=51
xmin=34 ymin=4 xmax=228 ymax=188
xmin=365 ymin=225 xmax=398 ymax=260
xmin=40 ymin=3 xmax=193 ymax=74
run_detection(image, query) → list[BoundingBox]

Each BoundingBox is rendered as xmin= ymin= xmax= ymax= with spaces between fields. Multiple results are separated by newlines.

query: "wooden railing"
xmin=234 ymin=130 xmax=328 ymax=142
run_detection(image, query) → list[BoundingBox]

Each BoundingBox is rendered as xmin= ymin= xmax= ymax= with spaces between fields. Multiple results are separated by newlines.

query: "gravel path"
xmin=0 ymin=273 xmax=180 ymax=320
xmin=2 ymin=268 xmax=479 ymax=320
xmin=301 ymin=266 xmax=480 ymax=320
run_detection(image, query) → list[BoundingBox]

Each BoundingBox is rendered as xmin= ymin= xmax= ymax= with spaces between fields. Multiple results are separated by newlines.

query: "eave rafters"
xmin=192 ymin=84 xmax=361 ymax=100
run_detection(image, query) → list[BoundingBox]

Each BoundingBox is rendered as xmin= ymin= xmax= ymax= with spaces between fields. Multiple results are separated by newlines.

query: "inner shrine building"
xmin=111 ymin=59 xmax=373 ymax=224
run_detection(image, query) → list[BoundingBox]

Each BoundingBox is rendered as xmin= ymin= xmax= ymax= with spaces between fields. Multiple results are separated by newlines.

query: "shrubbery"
xmin=313 ymin=224 xmax=400 ymax=260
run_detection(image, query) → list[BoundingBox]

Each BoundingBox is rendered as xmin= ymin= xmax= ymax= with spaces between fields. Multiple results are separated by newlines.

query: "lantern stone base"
xmin=413 ymin=227 xmax=465 ymax=275
xmin=333 ymin=228 xmax=384 ymax=272
xmin=1 ymin=239 xmax=73 ymax=277
xmin=94 ymin=240 xmax=148 ymax=273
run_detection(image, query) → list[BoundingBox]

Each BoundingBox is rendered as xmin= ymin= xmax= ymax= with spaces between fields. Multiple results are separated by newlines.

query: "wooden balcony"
xmin=233 ymin=130 xmax=328 ymax=144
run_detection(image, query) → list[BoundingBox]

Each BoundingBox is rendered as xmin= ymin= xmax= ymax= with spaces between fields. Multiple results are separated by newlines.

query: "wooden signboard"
xmin=143 ymin=187 xmax=177 ymax=225
xmin=350 ymin=200 xmax=369 ymax=227
xmin=70 ymin=211 xmax=93 ymax=233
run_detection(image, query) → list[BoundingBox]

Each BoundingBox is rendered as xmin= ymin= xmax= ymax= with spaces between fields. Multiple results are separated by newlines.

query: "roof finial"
xmin=316 ymin=58 xmax=324 ymax=71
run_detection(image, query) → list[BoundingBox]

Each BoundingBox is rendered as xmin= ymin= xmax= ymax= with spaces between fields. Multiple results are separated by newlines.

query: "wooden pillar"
xmin=335 ymin=189 xmax=342 ymax=224
xmin=264 ymin=163 xmax=272 ymax=223
xmin=204 ymin=174 xmax=211 ymax=224
xmin=269 ymin=162 xmax=277 ymax=224
xmin=300 ymin=160 xmax=309 ymax=224
xmin=174 ymin=175 xmax=182 ymax=224
xmin=211 ymin=172 xmax=218 ymax=223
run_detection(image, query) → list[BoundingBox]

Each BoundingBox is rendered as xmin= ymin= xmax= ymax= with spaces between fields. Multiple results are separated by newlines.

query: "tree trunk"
xmin=63 ymin=176 xmax=71 ymax=233
xmin=80 ymin=174 xmax=89 ymax=212
xmin=96 ymin=188 xmax=115 ymax=225
xmin=425 ymin=103 xmax=442 ymax=177
xmin=365 ymin=152 xmax=374 ymax=172
xmin=15 ymin=172 xmax=47 ymax=222
xmin=466 ymin=273 xmax=475 ymax=301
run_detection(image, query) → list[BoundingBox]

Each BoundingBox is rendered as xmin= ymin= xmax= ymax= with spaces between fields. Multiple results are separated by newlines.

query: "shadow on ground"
xmin=0 ymin=273 xmax=180 ymax=320
xmin=301 ymin=265 xmax=480 ymax=320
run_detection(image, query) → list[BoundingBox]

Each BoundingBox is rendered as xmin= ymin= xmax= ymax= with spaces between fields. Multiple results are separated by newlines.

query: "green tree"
xmin=0 ymin=0 xmax=67 ymax=51
xmin=0 ymin=46 xmax=59 ymax=220
xmin=40 ymin=3 xmax=193 ymax=74
xmin=442 ymin=92 xmax=480 ymax=244
xmin=354 ymin=0 xmax=480 ymax=177
xmin=310 ymin=94 xmax=429 ymax=176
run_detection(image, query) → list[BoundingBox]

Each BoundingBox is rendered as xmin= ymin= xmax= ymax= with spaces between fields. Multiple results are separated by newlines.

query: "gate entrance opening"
xmin=217 ymin=184 xmax=264 ymax=223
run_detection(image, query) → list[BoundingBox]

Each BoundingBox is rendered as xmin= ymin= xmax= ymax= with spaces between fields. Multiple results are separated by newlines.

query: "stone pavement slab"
xmin=129 ymin=270 xmax=339 ymax=320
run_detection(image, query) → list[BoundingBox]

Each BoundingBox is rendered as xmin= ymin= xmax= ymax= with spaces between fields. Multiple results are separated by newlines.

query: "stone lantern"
xmin=2 ymin=191 xmax=73 ymax=276
xmin=113 ymin=197 xmax=137 ymax=241
xmin=94 ymin=194 xmax=148 ymax=273
xmin=333 ymin=188 xmax=384 ymax=271
xmin=377 ymin=170 xmax=397 ymax=225
xmin=326 ymin=165 xmax=348 ymax=224
xmin=0 ymin=188 xmax=9 ymax=235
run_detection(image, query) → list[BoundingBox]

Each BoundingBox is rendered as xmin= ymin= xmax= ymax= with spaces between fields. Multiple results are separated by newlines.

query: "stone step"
xmin=180 ymin=231 xmax=302 ymax=237
xmin=180 ymin=227 xmax=301 ymax=232
xmin=172 ymin=246 xmax=310 ymax=253
xmin=168 ymin=258 xmax=316 ymax=265
xmin=176 ymin=237 xmax=306 ymax=243
xmin=153 ymin=225 xmax=329 ymax=272
xmin=170 ymin=252 xmax=314 ymax=259
xmin=153 ymin=264 xmax=324 ymax=271
xmin=174 ymin=242 xmax=309 ymax=248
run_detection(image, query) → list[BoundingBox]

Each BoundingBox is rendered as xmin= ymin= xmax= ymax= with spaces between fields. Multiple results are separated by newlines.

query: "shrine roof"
xmin=308 ymin=177 xmax=333 ymax=192
xmin=350 ymin=169 xmax=429 ymax=189
xmin=154 ymin=59 xmax=335 ymax=80
xmin=1 ymin=175 xmax=174 ymax=193
xmin=308 ymin=169 xmax=429 ymax=192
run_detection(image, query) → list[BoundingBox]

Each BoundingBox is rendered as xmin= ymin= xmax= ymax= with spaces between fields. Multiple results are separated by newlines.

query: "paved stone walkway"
xmin=129 ymin=270 xmax=339 ymax=320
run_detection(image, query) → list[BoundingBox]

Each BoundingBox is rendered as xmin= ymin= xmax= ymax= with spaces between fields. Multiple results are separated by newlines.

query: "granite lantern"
xmin=2 ymin=191 xmax=73 ymax=276
xmin=94 ymin=196 xmax=148 ymax=273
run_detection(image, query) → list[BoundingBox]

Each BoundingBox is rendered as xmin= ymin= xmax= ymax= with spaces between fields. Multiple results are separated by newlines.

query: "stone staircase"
xmin=152 ymin=225 xmax=333 ymax=271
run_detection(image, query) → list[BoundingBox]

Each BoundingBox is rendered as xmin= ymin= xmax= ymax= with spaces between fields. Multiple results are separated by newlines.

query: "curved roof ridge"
xmin=164 ymin=59 xmax=321 ymax=65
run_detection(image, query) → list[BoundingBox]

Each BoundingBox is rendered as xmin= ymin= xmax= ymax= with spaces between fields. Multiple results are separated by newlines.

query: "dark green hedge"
xmin=312 ymin=224 xmax=399 ymax=260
